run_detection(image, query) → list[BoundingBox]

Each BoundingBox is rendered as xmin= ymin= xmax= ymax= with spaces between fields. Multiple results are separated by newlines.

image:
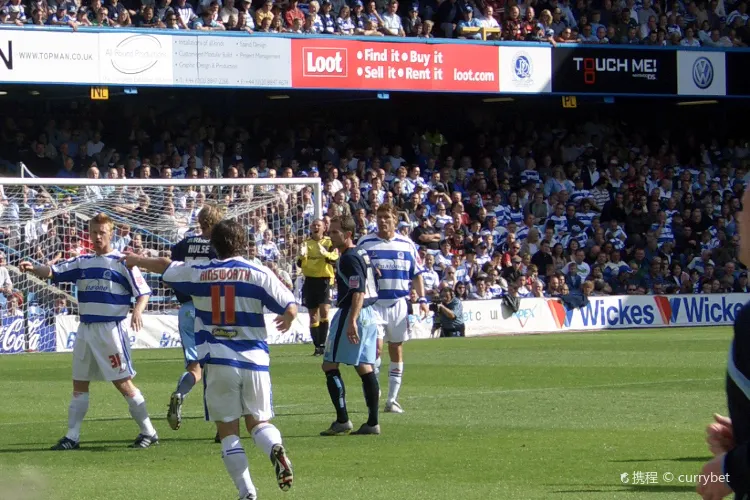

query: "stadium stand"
xmin=0 ymin=0 xmax=748 ymax=46
xmin=0 ymin=93 xmax=748 ymax=322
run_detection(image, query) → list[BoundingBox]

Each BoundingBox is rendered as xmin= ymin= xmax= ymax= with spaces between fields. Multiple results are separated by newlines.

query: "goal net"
xmin=0 ymin=176 xmax=321 ymax=354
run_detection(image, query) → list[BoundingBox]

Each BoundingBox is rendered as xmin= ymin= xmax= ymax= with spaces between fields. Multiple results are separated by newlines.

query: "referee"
xmin=298 ymin=219 xmax=338 ymax=356
xmin=698 ymin=188 xmax=750 ymax=500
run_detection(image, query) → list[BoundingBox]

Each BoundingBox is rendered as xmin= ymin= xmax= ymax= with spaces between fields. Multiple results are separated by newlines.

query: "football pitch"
xmin=0 ymin=327 xmax=731 ymax=500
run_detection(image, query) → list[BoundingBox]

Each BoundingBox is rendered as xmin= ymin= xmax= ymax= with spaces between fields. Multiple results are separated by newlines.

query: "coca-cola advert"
xmin=0 ymin=311 xmax=56 ymax=354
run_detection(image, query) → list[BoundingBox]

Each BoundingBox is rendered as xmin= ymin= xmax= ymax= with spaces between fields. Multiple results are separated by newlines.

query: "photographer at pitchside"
xmin=431 ymin=287 xmax=464 ymax=338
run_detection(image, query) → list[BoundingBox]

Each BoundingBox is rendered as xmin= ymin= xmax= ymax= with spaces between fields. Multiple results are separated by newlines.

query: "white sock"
xmin=221 ymin=435 xmax=256 ymax=498
xmin=387 ymin=362 xmax=403 ymax=404
xmin=374 ymin=357 xmax=382 ymax=377
xmin=65 ymin=392 xmax=89 ymax=442
xmin=251 ymin=423 xmax=282 ymax=458
xmin=125 ymin=390 xmax=156 ymax=437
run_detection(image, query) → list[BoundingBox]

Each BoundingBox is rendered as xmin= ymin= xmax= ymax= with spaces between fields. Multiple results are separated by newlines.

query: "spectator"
xmin=457 ymin=6 xmax=481 ymax=39
xmin=403 ymin=4 xmax=421 ymax=36
xmin=432 ymin=287 xmax=465 ymax=337
xmin=258 ymin=229 xmax=280 ymax=262
xmin=381 ymin=0 xmax=405 ymax=35
xmin=5 ymin=291 xmax=23 ymax=318
xmin=422 ymin=254 xmax=440 ymax=298
xmin=477 ymin=5 xmax=500 ymax=32
xmin=469 ymin=276 xmax=493 ymax=300
xmin=0 ymin=252 xmax=12 ymax=298
xmin=436 ymin=0 xmax=459 ymax=37
xmin=319 ymin=0 xmax=336 ymax=33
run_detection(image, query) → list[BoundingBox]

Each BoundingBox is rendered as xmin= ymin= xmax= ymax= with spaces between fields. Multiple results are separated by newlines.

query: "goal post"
xmin=0 ymin=176 xmax=322 ymax=354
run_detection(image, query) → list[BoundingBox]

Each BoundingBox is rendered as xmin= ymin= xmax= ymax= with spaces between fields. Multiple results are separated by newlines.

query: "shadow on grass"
xmin=0 ymin=445 xmax=114 ymax=454
xmin=610 ymin=456 xmax=709 ymax=463
xmin=7 ymin=433 xmax=328 ymax=448
xmin=277 ymin=411 xmax=363 ymax=418
xmin=79 ymin=411 xmax=349 ymax=423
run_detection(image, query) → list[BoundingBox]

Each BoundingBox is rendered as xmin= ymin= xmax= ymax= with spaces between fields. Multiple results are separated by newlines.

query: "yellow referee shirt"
xmin=298 ymin=237 xmax=338 ymax=279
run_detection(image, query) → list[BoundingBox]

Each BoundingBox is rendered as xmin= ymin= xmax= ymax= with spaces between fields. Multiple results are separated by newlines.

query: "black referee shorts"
xmin=302 ymin=277 xmax=332 ymax=309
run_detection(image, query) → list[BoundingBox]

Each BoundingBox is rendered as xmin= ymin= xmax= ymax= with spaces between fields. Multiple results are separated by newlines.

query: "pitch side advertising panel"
xmin=462 ymin=298 xmax=559 ymax=336
xmin=0 ymin=312 xmax=56 ymax=354
xmin=290 ymin=38 xmax=500 ymax=92
xmin=0 ymin=29 xmax=292 ymax=87
xmin=726 ymin=52 xmax=750 ymax=96
xmin=54 ymin=310 xmax=435 ymax=352
xmin=545 ymin=294 xmax=748 ymax=331
xmin=551 ymin=47 xmax=677 ymax=95
xmin=97 ymin=32 xmax=175 ymax=85
xmin=676 ymin=50 xmax=726 ymax=96
xmin=28 ymin=293 xmax=750 ymax=353
xmin=0 ymin=30 xmax=100 ymax=84
xmin=461 ymin=294 xmax=748 ymax=337
xmin=171 ymin=36 xmax=291 ymax=88
xmin=498 ymin=46 xmax=552 ymax=94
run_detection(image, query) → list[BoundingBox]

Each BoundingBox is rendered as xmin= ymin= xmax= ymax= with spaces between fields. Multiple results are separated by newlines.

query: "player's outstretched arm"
xmin=120 ymin=252 xmax=172 ymax=274
xmin=19 ymin=262 xmax=52 ymax=280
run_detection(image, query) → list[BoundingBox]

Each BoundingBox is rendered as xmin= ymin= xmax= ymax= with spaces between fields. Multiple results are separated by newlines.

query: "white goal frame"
xmin=0 ymin=176 xmax=322 ymax=353
xmin=2 ymin=176 xmax=323 ymax=215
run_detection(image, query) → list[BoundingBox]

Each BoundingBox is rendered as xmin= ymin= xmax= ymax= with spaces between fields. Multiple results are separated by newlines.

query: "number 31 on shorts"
xmin=109 ymin=354 xmax=122 ymax=368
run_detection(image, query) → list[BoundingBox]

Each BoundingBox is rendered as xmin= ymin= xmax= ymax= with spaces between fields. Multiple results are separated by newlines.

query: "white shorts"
xmin=72 ymin=320 xmax=135 ymax=382
xmin=203 ymin=364 xmax=273 ymax=423
xmin=373 ymin=299 xmax=410 ymax=344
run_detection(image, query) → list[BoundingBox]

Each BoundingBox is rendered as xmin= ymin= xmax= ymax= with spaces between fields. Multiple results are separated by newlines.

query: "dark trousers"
xmin=440 ymin=324 xmax=465 ymax=338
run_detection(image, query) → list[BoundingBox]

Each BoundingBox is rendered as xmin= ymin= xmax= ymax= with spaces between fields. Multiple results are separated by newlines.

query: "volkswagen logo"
xmin=513 ymin=53 xmax=532 ymax=81
xmin=692 ymin=57 xmax=714 ymax=89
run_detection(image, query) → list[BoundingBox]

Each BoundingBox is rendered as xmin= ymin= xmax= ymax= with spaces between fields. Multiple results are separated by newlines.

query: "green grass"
xmin=0 ymin=327 xmax=732 ymax=500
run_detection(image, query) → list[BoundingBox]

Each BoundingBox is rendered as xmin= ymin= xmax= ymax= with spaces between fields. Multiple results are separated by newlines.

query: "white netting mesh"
xmin=0 ymin=180 xmax=317 ymax=351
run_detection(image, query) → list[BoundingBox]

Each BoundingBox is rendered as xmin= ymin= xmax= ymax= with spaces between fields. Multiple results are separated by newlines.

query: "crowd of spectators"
xmin=0 ymin=97 xmax=749 ymax=313
xmin=1 ymin=0 xmax=748 ymax=46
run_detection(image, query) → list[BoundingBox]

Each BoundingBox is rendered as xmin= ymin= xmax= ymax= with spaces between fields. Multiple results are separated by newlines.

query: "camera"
xmin=429 ymin=296 xmax=441 ymax=312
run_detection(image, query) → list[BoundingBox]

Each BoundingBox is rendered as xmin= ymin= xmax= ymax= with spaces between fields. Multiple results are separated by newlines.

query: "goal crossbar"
xmin=3 ymin=176 xmax=323 ymax=219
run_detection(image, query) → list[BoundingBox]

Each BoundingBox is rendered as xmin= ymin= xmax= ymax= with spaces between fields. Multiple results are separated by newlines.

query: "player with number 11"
xmin=121 ymin=219 xmax=297 ymax=500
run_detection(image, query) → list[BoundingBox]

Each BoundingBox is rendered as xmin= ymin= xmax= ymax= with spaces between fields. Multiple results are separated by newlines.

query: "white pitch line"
xmin=0 ymin=377 xmax=721 ymax=428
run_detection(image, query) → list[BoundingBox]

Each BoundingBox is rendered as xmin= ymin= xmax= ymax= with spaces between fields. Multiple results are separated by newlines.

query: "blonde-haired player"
xmin=20 ymin=213 xmax=158 ymax=449
xmin=356 ymin=204 xmax=428 ymax=414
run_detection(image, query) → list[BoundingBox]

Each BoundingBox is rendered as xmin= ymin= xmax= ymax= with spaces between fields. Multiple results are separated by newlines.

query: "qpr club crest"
xmin=397 ymin=251 xmax=404 ymax=260
xmin=103 ymin=270 xmax=112 ymax=280
xmin=692 ymin=57 xmax=713 ymax=90
xmin=512 ymin=52 xmax=533 ymax=85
